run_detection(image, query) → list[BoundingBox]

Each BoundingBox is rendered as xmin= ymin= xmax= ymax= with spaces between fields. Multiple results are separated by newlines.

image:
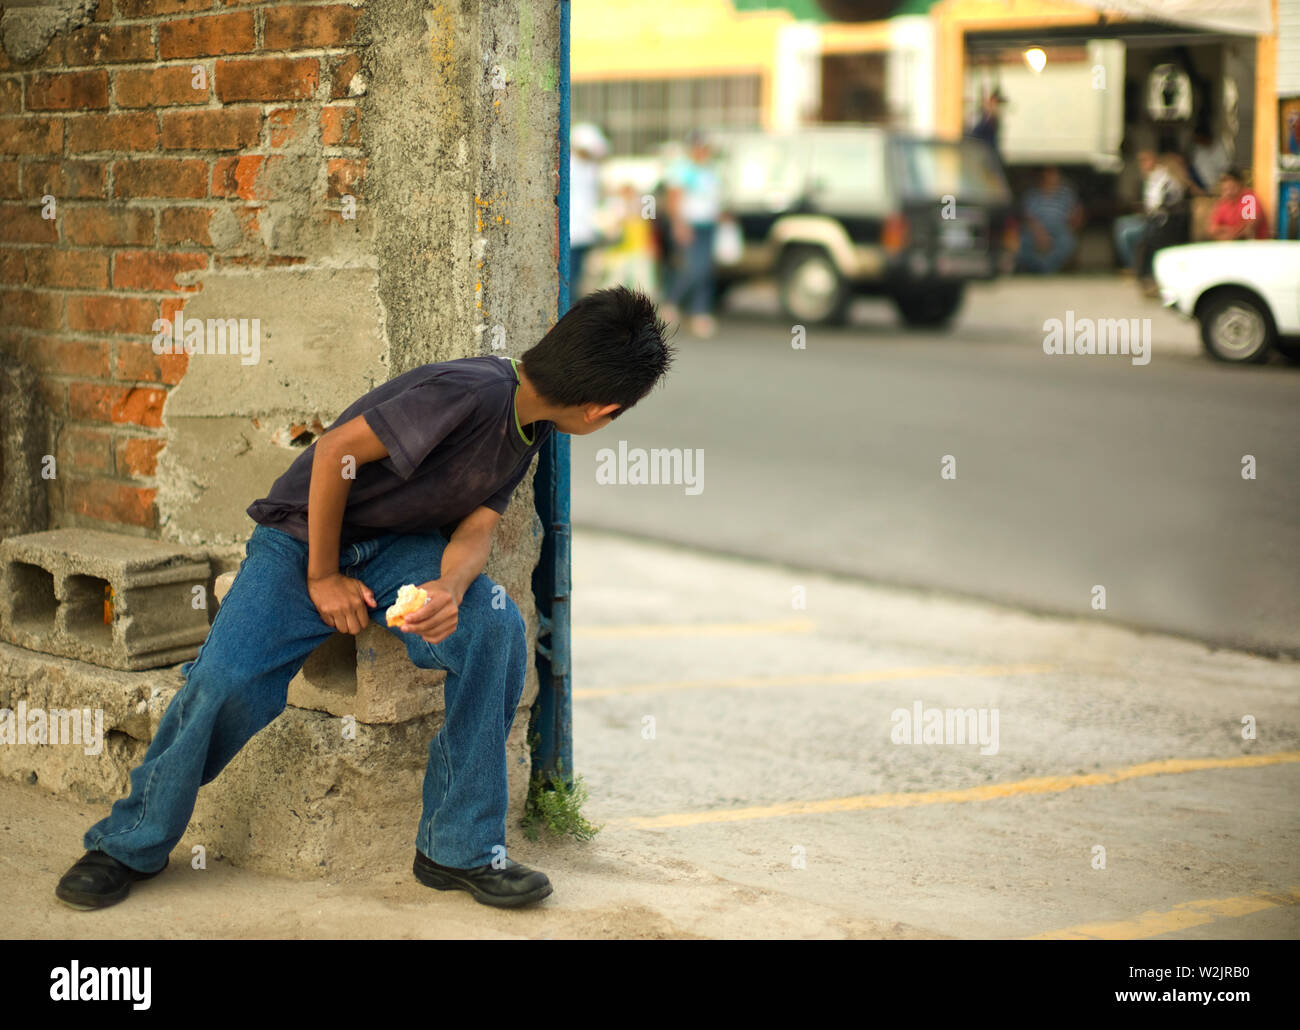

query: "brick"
xmin=35 ymin=375 xmax=66 ymax=415
xmin=116 ymin=435 xmax=166 ymax=477
xmin=211 ymin=154 xmax=265 ymax=199
xmin=114 ymin=66 xmax=210 ymax=109
xmin=266 ymin=107 xmax=304 ymax=148
xmin=264 ymin=6 xmax=360 ymax=50
xmin=160 ymin=107 xmax=260 ymax=151
xmin=327 ymin=52 xmax=361 ymax=99
xmin=326 ymin=157 xmax=364 ymax=199
xmin=0 ymin=248 xmax=24 ymax=283
xmin=115 ymin=339 xmax=187 ymax=385
xmin=0 ymin=205 xmax=59 ymax=243
xmin=320 ymin=105 xmax=360 ymax=145
xmin=116 ymin=0 xmax=213 ymax=15
xmin=215 ymin=57 xmax=318 ymax=103
xmin=23 ymin=337 xmax=112 ymax=379
xmin=0 ymin=117 xmax=63 ymax=155
xmin=0 ymin=289 xmax=60 ymax=328
xmin=65 ymin=24 xmax=154 ymax=66
xmin=64 ymin=208 xmax=155 ymax=247
xmin=69 ymin=382 xmax=167 ymax=427
xmin=0 ymin=77 xmax=20 ymax=115
xmin=67 ymin=294 xmax=160 ymax=334
xmin=27 ymin=71 xmax=109 ymax=111
xmin=0 ymin=528 xmax=211 ymax=667
xmin=0 ymin=162 xmax=18 ymax=198
xmin=25 ymin=250 xmax=110 ymax=290
xmin=67 ymin=112 xmax=159 ymax=153
xmin=21 ymin=161 xmax=107 ymax=199
xmin=58 ymin=426 xmax=115 ymax=475
xmin=66 ymin=480 xmax=158 ymax=528
xmin=160 ymin=11 xmax=256 ymax=59
xmin=159 ymin=206 xmax=214 ymax=246
xmin=113 ymin=159 xmax=207 ymax=199
xmin=113 ymin=249 xmax=207 ymax=290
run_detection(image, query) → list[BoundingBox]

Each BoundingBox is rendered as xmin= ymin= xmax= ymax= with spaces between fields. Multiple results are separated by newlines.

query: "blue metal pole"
xmin=531 ymin=0 xmax=573 ymax=788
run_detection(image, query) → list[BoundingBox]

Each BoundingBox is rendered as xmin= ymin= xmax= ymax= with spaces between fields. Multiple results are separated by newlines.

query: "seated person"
xmin=1017 ymin=166 xmax=1085 ymax=274
xmin=1207 ymin=169 xmax=1271 ymax=240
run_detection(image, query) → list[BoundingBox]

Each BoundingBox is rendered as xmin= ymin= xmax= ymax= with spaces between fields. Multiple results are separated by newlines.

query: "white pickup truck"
xmin=1153 ymin=241 xmax=1300 ymax=363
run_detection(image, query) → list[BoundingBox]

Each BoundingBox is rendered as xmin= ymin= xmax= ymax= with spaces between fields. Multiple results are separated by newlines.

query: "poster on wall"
xmin=1280 ymin=99 xmax=1300 ymax=172
xmin=1278 ymin=178 xmax=1300 ymax=241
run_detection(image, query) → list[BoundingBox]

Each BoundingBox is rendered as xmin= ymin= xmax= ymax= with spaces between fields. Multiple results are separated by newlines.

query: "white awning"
xmin=1066 ymin=1 xmax=1274 ymax=35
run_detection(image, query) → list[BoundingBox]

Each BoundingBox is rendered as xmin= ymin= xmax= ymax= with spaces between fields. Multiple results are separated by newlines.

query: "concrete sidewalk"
xmin=3 ymin=526 xmax=1297 ymax=938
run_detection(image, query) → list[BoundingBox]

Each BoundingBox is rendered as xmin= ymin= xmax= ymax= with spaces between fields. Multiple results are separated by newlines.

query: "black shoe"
xmin=55 ymin=850 xmax=168 ymax=911
xmin=413 ymin=849 xmax=552 ymax=908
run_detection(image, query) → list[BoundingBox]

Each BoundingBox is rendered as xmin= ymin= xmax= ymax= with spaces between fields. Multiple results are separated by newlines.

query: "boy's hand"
xmin=307 ymin=572 xmax=376 ymax=635
xmin=399 ymin=580 xmax=460 ymax=645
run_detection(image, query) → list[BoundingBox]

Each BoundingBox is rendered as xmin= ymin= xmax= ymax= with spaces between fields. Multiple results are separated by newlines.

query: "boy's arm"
xmin=304 ymin=415 xmax=390 ymax=634
xmin=400 ymin=505 xmax=501 ymax=645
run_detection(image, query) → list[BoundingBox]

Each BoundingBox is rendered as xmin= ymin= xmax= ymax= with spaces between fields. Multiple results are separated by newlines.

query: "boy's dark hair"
xmin=520 ymin=285 xmax=675 ymax=417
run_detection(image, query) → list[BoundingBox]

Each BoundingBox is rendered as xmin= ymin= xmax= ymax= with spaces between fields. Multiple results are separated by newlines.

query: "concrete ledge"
xmin=0 ymin=529 xmax=211 ymax=671
xmin=213 ymin=570 xmax=446 ymax=724
xmin=0 ymin=641 xmax=533 ymax=877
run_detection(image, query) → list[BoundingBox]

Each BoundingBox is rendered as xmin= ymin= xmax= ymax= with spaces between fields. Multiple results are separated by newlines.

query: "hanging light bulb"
xmin=1024 ymin=47 xmax=1047 ymax=74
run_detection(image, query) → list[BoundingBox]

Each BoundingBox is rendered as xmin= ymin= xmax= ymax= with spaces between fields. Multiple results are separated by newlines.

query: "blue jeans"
xmin=1017 ymin=221 xmax=1076 ymax=274
xmin=1114 ymin=214 xmax=1146 ymax=270
xmin=84 ymin=523 xmax=528 ymax=872
xmin=665 ymin=221 xmax=716 ymax=315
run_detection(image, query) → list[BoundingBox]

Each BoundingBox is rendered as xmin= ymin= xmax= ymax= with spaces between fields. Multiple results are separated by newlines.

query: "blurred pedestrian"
xmin=1189 ymin=130 xmax=1229 ymax=193
xmin=1132 ymin=154 xmax=1193 ymax=296
xmin=1016 ymin=166 xmax=1084 ymax=274
xmin=1207 ymin=169 xmax=1271 ymax=240
xmin=569 ymin=122 xmax=608 ymax=299
xmin=604 ymin=183 xmax=658 ymax=295
xmin=661 ymin=130 xmax=723 ymax=339
xmin=969 ymin=86 xmax=1008 ymax=174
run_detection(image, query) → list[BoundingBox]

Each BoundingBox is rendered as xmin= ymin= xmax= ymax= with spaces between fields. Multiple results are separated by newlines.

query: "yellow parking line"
xmin=573 ymin=618 xmax=817 ymax=639
xmin=612 ymin=750 xmax=1300 ymax=829
xmin=574 ymin=663 xmax=1055 ymax=699
xmin=1028 ymin=887 xmax=1300 ymax=940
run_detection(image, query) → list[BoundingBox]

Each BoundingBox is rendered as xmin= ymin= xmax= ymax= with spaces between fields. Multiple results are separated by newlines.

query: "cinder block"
xmin=213 ymin=570 xmax=444 ymax=723
xmin=0 ymin=529 xmax=211 ymax=671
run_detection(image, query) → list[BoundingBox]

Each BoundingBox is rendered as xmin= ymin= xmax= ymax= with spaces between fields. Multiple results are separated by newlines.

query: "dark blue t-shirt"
xmin=246 ymin=356 xmax=552 ymax=546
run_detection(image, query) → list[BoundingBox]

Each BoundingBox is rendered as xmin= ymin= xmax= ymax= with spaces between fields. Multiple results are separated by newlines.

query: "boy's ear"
xmin=585 ymin=402 xmax=620 ymax=422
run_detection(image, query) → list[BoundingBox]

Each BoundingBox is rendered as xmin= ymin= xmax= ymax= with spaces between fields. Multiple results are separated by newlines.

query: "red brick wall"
xmin=0 ymin=1 xmax=365 ymax=534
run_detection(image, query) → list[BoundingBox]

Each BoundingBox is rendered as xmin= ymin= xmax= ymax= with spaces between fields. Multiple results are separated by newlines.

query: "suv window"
xmin=718 ymin=135 xmax=807 ymax=210
xmin=810 ymin=132 xmax=891 ymax=215
xmin=895 ymin=138 xmax=1010 ymax=204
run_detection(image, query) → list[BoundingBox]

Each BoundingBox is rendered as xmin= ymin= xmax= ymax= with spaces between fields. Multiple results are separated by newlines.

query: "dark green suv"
xmin=710 ymin=125 xmax=1014 ymax=327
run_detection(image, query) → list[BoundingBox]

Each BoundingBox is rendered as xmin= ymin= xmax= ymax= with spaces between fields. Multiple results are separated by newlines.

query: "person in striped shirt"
xmin=1016 ymin=166 xmax=1085 ymax=274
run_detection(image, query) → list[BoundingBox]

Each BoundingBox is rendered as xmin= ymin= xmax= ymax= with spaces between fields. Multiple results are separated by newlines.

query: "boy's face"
xmin=551 ymin=402 xmax=620 ymax=435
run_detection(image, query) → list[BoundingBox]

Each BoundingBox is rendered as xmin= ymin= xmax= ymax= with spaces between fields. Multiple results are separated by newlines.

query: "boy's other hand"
xmin=399 ymin=580 xmax=459 ymax=645
xmin=307 ymin=572 xmax=376 ymax=635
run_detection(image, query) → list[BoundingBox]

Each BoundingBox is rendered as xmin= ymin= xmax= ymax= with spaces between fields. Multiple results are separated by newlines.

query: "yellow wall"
xmin=572 ymin=1 xmax=788 ymax=80
xmin=1254 ymin=0 xmax=1278 ymax=211
xmin=572 ymin=0 xmax=796 ymax=128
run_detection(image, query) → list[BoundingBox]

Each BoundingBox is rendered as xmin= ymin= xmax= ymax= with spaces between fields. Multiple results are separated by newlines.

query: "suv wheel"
xmin=892 ymin=282 xmax=965 ymax=329
xmin=1198 ymin=289 xmax=1275 ymax=363
xmin=778 ymin=248 xmax=849 ymax=326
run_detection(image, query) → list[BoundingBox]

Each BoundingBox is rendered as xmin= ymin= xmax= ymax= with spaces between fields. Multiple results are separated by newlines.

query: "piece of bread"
xmin=386 ymin=583 xmax=429 ymax=628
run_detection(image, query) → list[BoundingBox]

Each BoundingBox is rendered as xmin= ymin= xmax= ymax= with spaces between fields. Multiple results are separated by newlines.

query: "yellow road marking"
xmin=573 ymin=618 xmax=817 ymax=639
xmin=574 ymin=663 xmax=1055 ymax=699
xmin=612 ymin=751 xmax=1300 ymax=829
xmin=1029 ymin=887 xmax=1300 ymax=940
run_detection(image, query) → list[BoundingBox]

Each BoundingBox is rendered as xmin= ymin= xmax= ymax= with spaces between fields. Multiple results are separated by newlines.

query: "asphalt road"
xmin=571 ymin=277 xmax=1300 ymax=655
